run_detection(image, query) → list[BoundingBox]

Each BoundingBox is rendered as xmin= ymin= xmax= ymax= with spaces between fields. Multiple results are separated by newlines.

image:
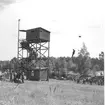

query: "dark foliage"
xmin=0 ymin=43 xmax=104 ymax=79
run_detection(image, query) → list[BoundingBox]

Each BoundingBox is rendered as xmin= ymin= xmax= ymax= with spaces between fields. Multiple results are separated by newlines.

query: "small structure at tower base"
xmin=26 ymin=67 xmax=48 ymax=81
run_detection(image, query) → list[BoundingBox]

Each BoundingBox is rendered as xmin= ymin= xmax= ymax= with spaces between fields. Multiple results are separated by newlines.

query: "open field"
xmin=0 ymin=79 xmax=104 ymax=105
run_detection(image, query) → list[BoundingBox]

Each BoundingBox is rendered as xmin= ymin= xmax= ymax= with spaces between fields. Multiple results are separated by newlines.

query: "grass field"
xmin=0 ymin=79 xmax=104 ymax=105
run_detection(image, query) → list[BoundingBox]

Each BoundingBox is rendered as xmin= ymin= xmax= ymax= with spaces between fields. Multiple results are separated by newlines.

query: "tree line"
xmin=0 ymin=43 xmax=104 ymax=78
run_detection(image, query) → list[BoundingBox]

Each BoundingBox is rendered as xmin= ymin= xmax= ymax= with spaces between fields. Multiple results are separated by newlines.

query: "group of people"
xmin=10 ymin=70 xmax=24 ymax=83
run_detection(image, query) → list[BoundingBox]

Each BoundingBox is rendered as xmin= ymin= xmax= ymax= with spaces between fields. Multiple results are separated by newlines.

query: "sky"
xmin=0 ymin=0 xmax=104 ymax=60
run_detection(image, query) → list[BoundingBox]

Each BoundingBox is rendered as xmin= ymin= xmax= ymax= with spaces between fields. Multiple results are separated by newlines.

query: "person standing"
xmin=10 ymin=70 xmax=12 ymax=82
xmin=14 ymin=71 xmax=17 ymax=83
xmin=21 ymin=71 xmax=24 ymax=83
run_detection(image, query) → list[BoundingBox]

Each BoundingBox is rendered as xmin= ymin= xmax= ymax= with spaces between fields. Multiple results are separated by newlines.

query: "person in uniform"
xmin=21 ymin=71 xmax=24 ymax=83
xmin=14 ymin=71 xmax=17 ymax=83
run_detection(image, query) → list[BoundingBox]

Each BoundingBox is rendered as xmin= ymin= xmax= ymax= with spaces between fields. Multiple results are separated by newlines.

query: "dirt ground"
xmin=0 ymin=79 xmax=104 ymax=105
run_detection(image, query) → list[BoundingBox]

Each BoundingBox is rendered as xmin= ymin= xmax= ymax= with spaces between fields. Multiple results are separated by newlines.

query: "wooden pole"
xmin=17 ymin=19 xmax=20 ymax=59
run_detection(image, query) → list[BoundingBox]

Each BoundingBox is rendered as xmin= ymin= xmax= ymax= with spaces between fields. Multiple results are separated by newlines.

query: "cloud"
xmin=0 ymin=0 xmax=24 ymax=10
xmin=0 ymin=0 xmax=15 ymax=10
xmin=0 ymin=0 xmax=16 ymax=6
xmin=0 ymin=0 xmax=15 ymax=5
